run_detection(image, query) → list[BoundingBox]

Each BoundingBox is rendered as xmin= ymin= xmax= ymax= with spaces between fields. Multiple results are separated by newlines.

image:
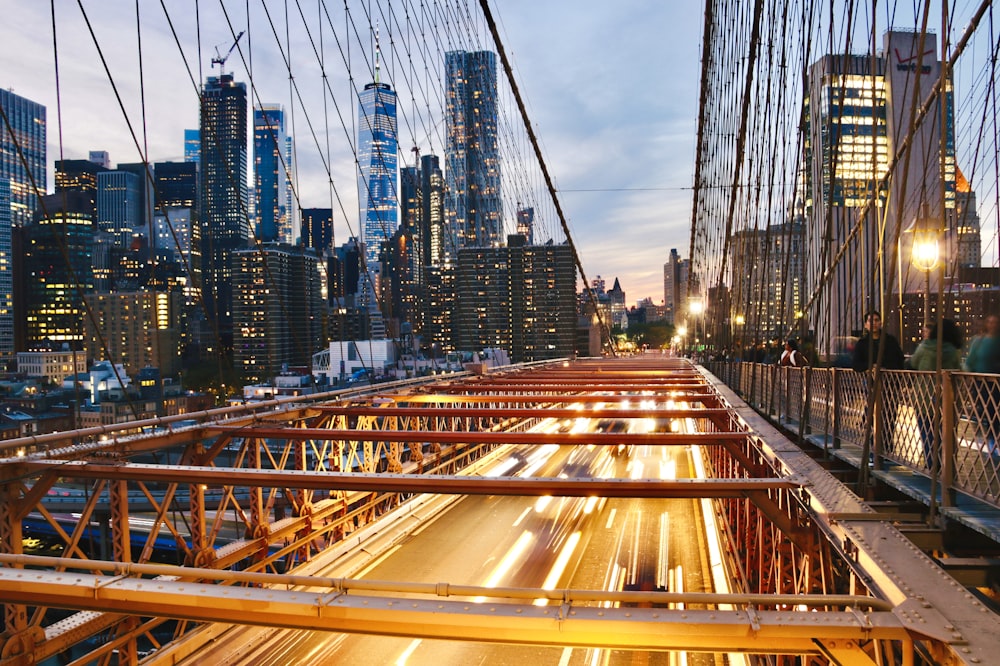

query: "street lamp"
xmin=688 ymin=298 xmax=705 ymax=353
xmin=910 ymin=203 xmax=941 ymax=328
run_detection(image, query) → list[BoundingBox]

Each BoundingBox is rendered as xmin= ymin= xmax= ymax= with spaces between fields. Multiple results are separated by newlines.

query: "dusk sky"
xmin=1 ymin=2 xmax=700 ymax=306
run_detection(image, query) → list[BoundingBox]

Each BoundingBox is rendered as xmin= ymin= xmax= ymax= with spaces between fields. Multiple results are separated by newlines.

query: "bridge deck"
xmin=2 ymin=357 xmax=1000 ymax=665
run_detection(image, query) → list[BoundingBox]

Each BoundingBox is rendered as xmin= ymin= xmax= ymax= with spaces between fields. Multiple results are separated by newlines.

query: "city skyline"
xmin=0 ymin=2 xmax=704 ymax=305
xmin=3 ymin=4 xmax=991 ymax=311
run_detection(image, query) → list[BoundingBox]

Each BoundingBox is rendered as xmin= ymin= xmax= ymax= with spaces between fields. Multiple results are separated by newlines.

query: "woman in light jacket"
xmin=906 ymin=319 xmax=962 ymax=468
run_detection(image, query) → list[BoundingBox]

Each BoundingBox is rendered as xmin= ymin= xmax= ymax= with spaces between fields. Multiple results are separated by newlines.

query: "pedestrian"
xmin=906 ymin=319 xmax=963 ymax=469
xmin=852 ymin=310 xmax=905 ymax=463
xmin=800 ymin=334 xmax=820 ymax=368
xmin=964 ymin=314 xmax=1000 ymax=373
xmin=778 ymin=339 xmax=808 ymax=367
xmin=852 ymin=310 xmax=905 ymax=371
xmin=963 ymin=314 xmax=1000 ymax=456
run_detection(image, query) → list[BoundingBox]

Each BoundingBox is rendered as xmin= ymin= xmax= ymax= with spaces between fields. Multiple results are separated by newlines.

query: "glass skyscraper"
xmin=97 ymin=170 xmax=142 ymax=246
xmin=804 ymin=53 xmax=889 ymax=348
xmin=804 ymin=32 xmax=954 ymax=351
xmin=25 ymin=192 xmax=95 ymax=348
xmin=0 ymin=180 xmax=11 ymax=363
xmin=357 ymin=76 xmax=398 ymax=272
xmin=0 ymin=89 xmax=46 ymax=229
xmin=184 ymin=129 xmax=200 ymax=164
xmin=254 ymin=104 xmax=294 ymax=244
xmin=200 ymin=73 xmax=248 ymax=350
xmin=421 ymin=154 xmax=444 ymax=267
xmin=445 ymin=50 xmax=500 ymax=259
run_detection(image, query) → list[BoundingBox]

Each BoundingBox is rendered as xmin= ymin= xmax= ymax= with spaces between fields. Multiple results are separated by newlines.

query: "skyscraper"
xmin=232 ymin=244 xmax=323 ymax=381
xmin=154 ymin=161 xmax=198 ymax=211
xmin=88 ymin=151 xmax=110 ymax=169
xmin=0 ymin=89 xmax=46 ymax=228
xmin=301 ymin=208 xmax=334 ymax=254
xmin=97 ymin=170 xmax=142 ymax=246
xmin=456 ymin=236 xmax=575 ymax=362
xmin=805 ymin=53 xmax=889 ymax=347
xmin=254 ymin=104 xmax=294 ymax=244
xmin=516 ymin=206 xmax=534 ymax=245
xmin=444 ymin=50 xmax=500 ymax=258
xmin=420 ymin=154 xmax=444 ymax=267
xmin=184 ymin=129 xmax=200 ymax=164
xmin=117 ymin=162 xmax=155 ymax=230
xmin=24 ymin=193 xmax=95 ymax=349
xmin=0 ymin=180 xmax=12 ymax=364
xmin=55 ymin=159 xmax=107 ymax=217
xmin=663 ymin=248 xmax=683 ymax=325
xmin=200 ymin=73 xmax=249 ymax=350
xmin=357 ymin=64 xmax=398 ymax=272
xmin=804 ymin=32 xmax=954 ymax=350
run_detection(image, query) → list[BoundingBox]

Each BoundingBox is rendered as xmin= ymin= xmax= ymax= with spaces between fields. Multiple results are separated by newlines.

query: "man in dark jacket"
xmin=852 ymin=311 xmax=905 ymax=371
xmin=851 ymin=310 xmax=904 ymax=463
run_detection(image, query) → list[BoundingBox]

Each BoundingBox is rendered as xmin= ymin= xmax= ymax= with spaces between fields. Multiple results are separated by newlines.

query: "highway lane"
xmin=170 ymin=418 xmax=726 ymax=666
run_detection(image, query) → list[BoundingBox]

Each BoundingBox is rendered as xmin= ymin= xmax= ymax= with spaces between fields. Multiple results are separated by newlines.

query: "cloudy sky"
xmin=1 ymin=2 xmax=700 ymax=305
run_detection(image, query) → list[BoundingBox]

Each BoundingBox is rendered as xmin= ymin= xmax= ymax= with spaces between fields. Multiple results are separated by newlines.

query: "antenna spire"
xmin=374 ymin=24 xmax=382 ymax=85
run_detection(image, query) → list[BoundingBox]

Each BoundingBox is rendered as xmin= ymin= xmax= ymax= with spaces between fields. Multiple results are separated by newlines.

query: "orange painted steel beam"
xmin=203 ymin=427 xmax=748 ymax=445
xmin=399 ymin=393 xmax=715 ymax=404
xmin=441 ymin=379 xmax=708 ymax=386
xmin=22 ymin=461 xmax=797 ymax=497
xmin=433 ymin=387 xmax=711 ymax=395
xmin=310 ymin=406 xmax=730 ymax=419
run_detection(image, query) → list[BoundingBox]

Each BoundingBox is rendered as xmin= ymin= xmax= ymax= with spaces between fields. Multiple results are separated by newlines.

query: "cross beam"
xmin=18 ymin=461 xmax=799 ymax=498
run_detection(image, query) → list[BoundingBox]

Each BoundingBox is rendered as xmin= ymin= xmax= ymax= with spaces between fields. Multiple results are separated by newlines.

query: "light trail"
xmin=657 ymin=512 xmax=670 ymax=590
xmin=535 ymin=531 xmax=582 ymax=606
xmin=394 ymin=639 xmax=421 ymax=665
xmin=475 ymin=530 xmax=534 ymax=603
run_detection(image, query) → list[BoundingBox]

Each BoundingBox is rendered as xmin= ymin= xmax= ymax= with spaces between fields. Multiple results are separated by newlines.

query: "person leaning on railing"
xmin=963 ymin=314 xmax=1000 ymax=456
xmin=906 ymin=319 xmax=963 ymax=469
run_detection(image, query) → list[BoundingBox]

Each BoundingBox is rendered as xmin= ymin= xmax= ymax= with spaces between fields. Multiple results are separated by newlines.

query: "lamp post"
xmin=688 ymin=298 xmax=705 ymax=355
xmin=910 ymin=205 xmax=941 ymax=329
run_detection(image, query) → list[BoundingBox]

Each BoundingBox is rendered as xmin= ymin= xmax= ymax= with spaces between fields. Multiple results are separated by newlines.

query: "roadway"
xmin=170 ymin=416 xmax=723 ymax=666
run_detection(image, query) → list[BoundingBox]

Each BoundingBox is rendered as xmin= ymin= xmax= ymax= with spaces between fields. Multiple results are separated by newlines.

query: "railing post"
xmin=941 ymin=371 xmax=955 ymax=508
xmin=802 ymin=367 xmax=812 ymax=436
xmin=831 ymin=368 xmax=841 ymax=449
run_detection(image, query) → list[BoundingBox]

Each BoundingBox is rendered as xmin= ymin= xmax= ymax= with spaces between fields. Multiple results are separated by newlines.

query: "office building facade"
xmin=232 ymin=244 xmax=324 ymax=382
xmin=357 ymin=78 xmax=398 ymax=272
xmin=254 ymin=104 xmax=294 ymax=244
xmin=301 ymin=208 xmax=334 ymax=254
xmin=804 ymin=32 xmax=955 ymax=351
xmin=155 ymin=161 xmax=198 ymax=211
xmin=456 ymin=237 xmax=575 ymax=362
xmin=184 ymin=129 xmax=200 ymax=164
xmin=0 ymin=180 xmax=11 ymax=364
xmin=97 ymin=170 xmax=142 ymax=246
xmin=200 ymin=73 xmax=249 ymax=350
xmin=0 ymin=89 xmax=46 ymax=228
xmin=24 ymin=193 xmax=95 ymax=349
xmin=444 ymin=50 xmax=500 ymax=258
xmin=84 ymin=290 xmax=183 ymax=376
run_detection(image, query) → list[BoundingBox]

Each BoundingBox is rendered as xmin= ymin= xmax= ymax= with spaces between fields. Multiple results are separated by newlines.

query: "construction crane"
xmin=211 ymin=30 xmax=245 ymax=70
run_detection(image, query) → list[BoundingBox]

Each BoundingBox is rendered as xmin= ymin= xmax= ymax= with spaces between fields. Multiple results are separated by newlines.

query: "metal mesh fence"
xmin=703 ymin=361 xmax=1000 ymax=509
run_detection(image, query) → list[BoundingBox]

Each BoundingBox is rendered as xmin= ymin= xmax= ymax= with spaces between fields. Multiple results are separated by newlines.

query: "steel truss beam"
xmin=0 ymin=562 xmax=911 ymax=660
xmin=18 ymin=461 xmax=801 ymax=497
xmin=204 ymin=426 xmax=748 ymax=446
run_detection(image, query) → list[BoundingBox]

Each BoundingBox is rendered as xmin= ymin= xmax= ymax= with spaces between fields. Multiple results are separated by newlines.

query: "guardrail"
xmin=705 ymin=361 xmax=1000 ymax=511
